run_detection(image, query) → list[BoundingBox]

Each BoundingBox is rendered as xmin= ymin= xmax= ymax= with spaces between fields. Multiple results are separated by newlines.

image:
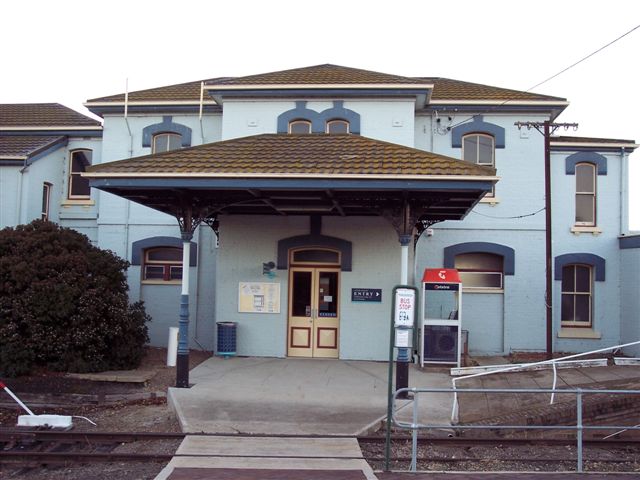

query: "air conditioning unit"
xmin=423 ymin=325 xmax=458 ymax=363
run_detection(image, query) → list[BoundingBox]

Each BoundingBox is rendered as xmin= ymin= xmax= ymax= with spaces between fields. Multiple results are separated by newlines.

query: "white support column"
xmin=400 ymin=242 xmax=409 ymax=284
xmin=176 ymin=232 xmax=193 ymax=388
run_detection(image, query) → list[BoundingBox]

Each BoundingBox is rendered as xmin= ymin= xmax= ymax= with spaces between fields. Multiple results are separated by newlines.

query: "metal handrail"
xmin=392 ymin=386 xmax=640 ymax=473
xmin=450 ymin=340 xmax=640 ymax=423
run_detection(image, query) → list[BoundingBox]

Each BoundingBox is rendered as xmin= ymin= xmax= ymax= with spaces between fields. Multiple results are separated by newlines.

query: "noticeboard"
xmin=238 ymin=282 xmax=281 ymax=313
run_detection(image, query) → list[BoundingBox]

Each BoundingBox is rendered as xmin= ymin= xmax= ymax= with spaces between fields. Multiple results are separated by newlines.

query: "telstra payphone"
xmin=421 ymin=268 xmax=462 ymax=367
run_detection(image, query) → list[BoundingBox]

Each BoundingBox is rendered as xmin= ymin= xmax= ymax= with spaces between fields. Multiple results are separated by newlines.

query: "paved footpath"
xmin=154 ymin=435 xmax=376 ymax=480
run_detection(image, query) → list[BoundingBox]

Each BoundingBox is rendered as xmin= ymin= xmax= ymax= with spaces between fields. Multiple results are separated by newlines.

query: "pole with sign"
xmin=385 ymin=284 xmax=419 ymax=471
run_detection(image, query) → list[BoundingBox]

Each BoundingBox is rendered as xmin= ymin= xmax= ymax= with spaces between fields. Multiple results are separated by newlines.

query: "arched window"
xmin=326 ymin=119 xmax=349 ymax=134
xmin=575 ymin=163 xmax=596 ymax=226
xmin=454 ymin=252 xmax=503 ymax=290
xmin=561 ymin=264 xmax=593 ymax=326
xmin=288 ymin=120 xmax=312 ymax=134
xmin=41 ymin=182 xmax=52 ymax=220
xmin=143 ymin=247 xmax=183 ymax=282
xmin=68 ymin=149 xmax=92 ymax=199
xmin=463 ymin=133 xmax=495 ymax=197
xmin=462 ymin=133 xmax=495 ymax=166
xmin=153 ymin=133 xmax=182 ymax=153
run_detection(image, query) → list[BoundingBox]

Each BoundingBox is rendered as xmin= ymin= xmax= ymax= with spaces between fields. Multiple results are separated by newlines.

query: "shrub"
xmin=0 ymin=220 xmax=150 ymax=377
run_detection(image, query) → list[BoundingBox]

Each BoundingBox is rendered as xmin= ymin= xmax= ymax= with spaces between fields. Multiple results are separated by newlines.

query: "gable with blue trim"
xmin=554 ymin=253 xmax=605 ymax=281
xmin=451 ymin=115 xmax=505 ymax=149
xmin=565 ymin=151 xmax=607 ymax=175
xmin=277 ymin=101 xmax=361 ymax=134
xmin=142 ymin=116 xmax=192 ymax=148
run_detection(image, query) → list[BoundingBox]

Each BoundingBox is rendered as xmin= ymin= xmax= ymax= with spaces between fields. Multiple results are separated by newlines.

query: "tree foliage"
xmin=0 ymin=220 xmax=149 ymax=377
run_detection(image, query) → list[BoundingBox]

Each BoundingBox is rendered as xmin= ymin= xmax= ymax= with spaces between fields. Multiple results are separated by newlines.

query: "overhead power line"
xmin=446 ymin=23 xmax=640 ymax=130
xmin=471 ymin=206 xmax=545 ymax=220
xmin=526 ymin=23 xmax=640 ymax=93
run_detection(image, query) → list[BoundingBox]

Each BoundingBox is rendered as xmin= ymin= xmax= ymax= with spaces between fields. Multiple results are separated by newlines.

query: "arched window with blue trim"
xmin=561 ymin=264 xmax=593 ymax=326
xmin=153 ymin=132 xmax=182 ymax=153
xmin=288 ymin=120 xmax=312 ymax=134
xmin=325 ymin=119 xmax=349 ymax=134
xmin=463 ymin=133 xmax=495 ymax=196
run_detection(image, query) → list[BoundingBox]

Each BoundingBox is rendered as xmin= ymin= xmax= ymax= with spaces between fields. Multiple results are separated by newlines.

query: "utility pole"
xmin=515 ymin=121 xmax=578 ymax=358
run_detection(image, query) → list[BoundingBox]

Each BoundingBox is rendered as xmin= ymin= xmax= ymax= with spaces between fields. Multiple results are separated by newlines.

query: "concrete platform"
xmin=168 ymin=357 xmax=454 ymax=435
xmin=157 ymin=358 xmax=640 ymax=480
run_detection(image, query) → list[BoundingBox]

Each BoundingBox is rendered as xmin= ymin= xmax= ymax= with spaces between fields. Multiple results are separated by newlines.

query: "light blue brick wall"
xmin=620 ymin=237 xmax=640 ymax=356
xmin=552 ymin=150 xmax=626 ymax=351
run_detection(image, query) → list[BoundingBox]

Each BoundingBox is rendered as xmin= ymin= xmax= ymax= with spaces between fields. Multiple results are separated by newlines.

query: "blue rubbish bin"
xmin=216 ymin=322 xmax=237 ymax=358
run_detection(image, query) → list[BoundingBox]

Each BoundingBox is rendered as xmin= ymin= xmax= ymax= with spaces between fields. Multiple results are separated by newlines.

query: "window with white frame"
xmin=41 ymin=182 xmax=52 ymax=220
xmin=561 ymin=264 xmax=592 ymax=326
xmin=326 ymin=119 xmax=349 ymax=134
xmin=68 ymin=149 xmax=92 ymax=199
xmin=152 ymin=133 xmax=182 ymax=153
xmin=454 ymin=252 xmax=503 ymax=290
xmin=288 ymin=120 xmax=312 ymax=134
xmin=462 ymin=133 xmax=495 ymax=196
xmin=575 ymin=163 xmax=596 ymax=226
xmin=143 ymin=247 xmax=183 ymax=282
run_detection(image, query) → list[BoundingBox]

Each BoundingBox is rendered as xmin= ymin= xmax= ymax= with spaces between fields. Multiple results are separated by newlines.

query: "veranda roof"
xmin=86 ymin=134 xmax=497 ymax=220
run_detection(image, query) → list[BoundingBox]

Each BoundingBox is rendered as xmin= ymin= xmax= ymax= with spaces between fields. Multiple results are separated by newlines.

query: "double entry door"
xmin=287 ymin=267 xmax=339 ymax=358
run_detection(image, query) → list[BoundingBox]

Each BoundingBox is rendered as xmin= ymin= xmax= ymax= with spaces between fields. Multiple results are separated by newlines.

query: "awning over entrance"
xmin=85 ymin=133 xmax=497 ymax=223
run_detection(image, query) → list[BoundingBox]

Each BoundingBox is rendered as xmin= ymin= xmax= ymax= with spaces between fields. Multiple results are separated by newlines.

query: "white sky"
xmin=2 ymin=0 xmax=638 ymax=229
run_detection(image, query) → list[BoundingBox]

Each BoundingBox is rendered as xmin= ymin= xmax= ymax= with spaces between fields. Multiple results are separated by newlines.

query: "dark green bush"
xmin=0 ymin=220 xmax=149 ymax=377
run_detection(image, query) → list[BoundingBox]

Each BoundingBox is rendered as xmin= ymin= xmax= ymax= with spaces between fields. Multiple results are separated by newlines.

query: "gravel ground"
xmin=0 ymin=347 xmax=211 ymax=480
xmin=360 ymin=437 xmax=640 ymax=473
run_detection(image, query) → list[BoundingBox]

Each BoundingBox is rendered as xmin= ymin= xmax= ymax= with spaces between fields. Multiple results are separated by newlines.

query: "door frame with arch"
xmin=287 ymin=248 xmax=341 ymax=358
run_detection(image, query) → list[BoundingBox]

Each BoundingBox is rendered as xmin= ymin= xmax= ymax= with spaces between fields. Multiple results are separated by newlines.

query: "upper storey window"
xmin=68 ymin=149 xmax=92 ymax=199
xmin=463 ymin=133 xmax=495 ymax=197
xmin=326 ymin=120 xmax=349 ymax=134
xmin=288 ymin=120 xmax=312 ymax=134
xmin=462 ymin=133 xmax=494 ymax=166
xmin=575 ymin=163 xmax=596 ymax=226
xmin=153 ymin=133 xmax=182 ymax=153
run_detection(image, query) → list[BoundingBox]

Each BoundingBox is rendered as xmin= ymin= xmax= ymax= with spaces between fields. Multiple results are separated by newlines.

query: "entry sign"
xmin=351 ymin=288 xmax=382 ymax=302
xmin=394 ymin=288 xmax=415 ymax=327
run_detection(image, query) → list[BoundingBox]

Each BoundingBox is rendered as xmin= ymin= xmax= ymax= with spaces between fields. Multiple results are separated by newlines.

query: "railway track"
xmin=1 ymin=430 xmax=639 ymax=469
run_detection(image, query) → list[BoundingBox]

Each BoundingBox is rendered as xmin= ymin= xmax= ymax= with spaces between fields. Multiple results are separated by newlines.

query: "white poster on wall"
xmin=238 ymin=282 xmax=281 ymax=313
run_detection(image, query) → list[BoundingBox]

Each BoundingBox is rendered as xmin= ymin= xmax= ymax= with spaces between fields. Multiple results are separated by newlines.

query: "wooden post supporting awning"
xmin=85 ymin=134 xmax=497 ymax=387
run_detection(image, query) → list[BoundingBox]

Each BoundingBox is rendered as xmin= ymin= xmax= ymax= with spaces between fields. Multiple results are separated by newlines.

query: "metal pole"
xmin=385 ymin=297 xmax=395 ymax=472
xmin=551 ymin=362 xmax=557 ymax=405
xmin=544 ymin=120 xmax=553 ymax=358
xmin=176 ymin=232 xmax=192 ymax=388
xmin=577 ymin=389 xmax=583 ymax=473
xmin=396 ymin=235 xmax=412 ymax=395
xmin=410 ymin=390 xmax=418 ymax=472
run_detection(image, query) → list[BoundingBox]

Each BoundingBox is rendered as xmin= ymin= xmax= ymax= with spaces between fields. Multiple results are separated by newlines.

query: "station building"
xmin=1 ymin=64 xmax=639 ymax=360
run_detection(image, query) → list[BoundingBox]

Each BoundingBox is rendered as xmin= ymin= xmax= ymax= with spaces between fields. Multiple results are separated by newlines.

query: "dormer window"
xmin=153 ymin=133 xmax=182 ymax=153
xmin=326 ymin=120 xmax=349 ymax=134
xmin=288 ymin=120 xmax=312 ymax=134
